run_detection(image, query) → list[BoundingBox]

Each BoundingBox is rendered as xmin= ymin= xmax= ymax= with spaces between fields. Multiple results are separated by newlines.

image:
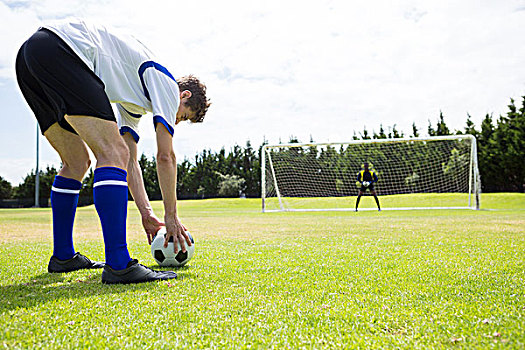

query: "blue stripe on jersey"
xmin=120 ymin=126 xmax=140 ymax=143
xmin=122 ymin=106 xmax=143 ymax=118
xmin=138 ymin=61 xmax=177 ymax=101
xmin=153 ymin=115 xmax=174 ymax=136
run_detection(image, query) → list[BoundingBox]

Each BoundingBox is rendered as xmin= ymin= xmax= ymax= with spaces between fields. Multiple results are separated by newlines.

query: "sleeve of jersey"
xmin=373 ymin=172 xmax=378 ymax=182
xmin=143 ymin=69 xmax=179 ymax=136
xmin=116 ymin=104 xmax=141 ymax=143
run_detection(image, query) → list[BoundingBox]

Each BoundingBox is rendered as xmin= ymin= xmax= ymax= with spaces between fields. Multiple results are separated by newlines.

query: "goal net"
xmin=261 ymin=135 xmax=481 ymax=212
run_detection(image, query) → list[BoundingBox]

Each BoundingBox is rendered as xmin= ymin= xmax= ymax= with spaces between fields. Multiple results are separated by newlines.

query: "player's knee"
xmin=62 ymin=157 xmax=90 ymax=179
xmin=97 ymin=140 xmax=129 ymax=168
xmin=76 ymin=157 xmax=91 ymax=175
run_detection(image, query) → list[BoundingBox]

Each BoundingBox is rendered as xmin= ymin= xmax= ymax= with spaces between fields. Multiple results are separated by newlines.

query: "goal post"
xmin=261 ymin=135 xmax=481 ymax=212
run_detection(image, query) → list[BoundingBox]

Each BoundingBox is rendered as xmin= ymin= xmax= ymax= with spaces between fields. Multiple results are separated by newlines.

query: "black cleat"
xmin=101 ymin=259 xmax=177 ymax=285
xmin=48 ymin=252 xmax=105 ymax=273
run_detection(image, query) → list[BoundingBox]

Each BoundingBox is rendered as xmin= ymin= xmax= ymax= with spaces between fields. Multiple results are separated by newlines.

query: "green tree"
xmin=78 ymin=168 xmax=94 ymax=206
xmin=0 ymin=176 xmax=12 ymax=199
xmin=476 ymin=114 xmax=497 ymax=191
xmin=177 ymin=158 xmax=194 ymax=199
xmin=411 ymin=122 xmax=419 ymax=138
xmin=404 ymin=172 xmax=420 ymax=193
xmin=490 ymin=98 xmax=525 ymax=191
xmin=216 ymin=172 xmax=246 ymax=197
xmin=360 ymin=127 xmax=371 ymax=140
xmin=436 ymin=111 xmax=451 ymax=135
xmin=428 ymin=112 xmax=451 ymax=136
xmin=427 ymin=119 xmax=436 ymax=136
xmin=442 ymin=148 xmax=469 ymax=191
xmin=389 ymin=124 xmax=403 ymax=138
xmin=139 ymin=154 xmax=161 ymax=200
xmin=14 ymin=166 xmax=58 ymax=206
xmin=239 ymin=141 xmax=260 ymax=197
xmin=464 ymin=114 xmax=478 ymax=136
xmin=374 ymin=125 xmax=387 ymax=139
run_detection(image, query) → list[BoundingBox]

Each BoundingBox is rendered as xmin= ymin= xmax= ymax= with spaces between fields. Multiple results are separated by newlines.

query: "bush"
xmin=216 ymin=172 xmax=246 ymax=197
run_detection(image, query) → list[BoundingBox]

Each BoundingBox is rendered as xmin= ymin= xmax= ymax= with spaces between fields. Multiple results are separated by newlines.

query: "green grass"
xmin=264 ymin=192 xmax=525 ymax=211
xmin=0 ymin=193 xmax=524 ymax=349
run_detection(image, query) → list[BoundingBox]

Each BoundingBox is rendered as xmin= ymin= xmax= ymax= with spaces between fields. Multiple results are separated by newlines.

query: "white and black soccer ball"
xmin=362 ymin=181 xmax=370 ymax=187
xmin=151 ymin=227 xmax=195 ymax=267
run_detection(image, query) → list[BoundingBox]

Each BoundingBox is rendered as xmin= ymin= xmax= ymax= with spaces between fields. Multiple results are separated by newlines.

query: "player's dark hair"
xmin=177 ymin=75 xmax=210 ymax=123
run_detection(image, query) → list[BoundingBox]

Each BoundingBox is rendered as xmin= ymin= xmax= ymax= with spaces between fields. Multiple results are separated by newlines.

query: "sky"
xmin=0 ymin=0 xmax=524 ymax=185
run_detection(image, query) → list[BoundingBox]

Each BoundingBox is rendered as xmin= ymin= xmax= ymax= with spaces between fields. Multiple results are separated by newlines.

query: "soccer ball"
xmin=362 ymin=181 xmax=370 ymax=187
xmin=151 ymin=227 xmax=195 ymax=267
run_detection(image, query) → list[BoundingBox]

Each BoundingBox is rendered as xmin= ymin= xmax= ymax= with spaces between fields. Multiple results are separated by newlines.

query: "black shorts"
xmin=15 ymin=28 xmax=115 ymax=135
xmin=360 ymin=183 xmax=375 ymax=192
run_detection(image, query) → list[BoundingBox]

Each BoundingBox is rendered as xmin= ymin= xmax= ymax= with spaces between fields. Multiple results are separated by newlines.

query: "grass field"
xmin=0 ymin=193 xmax=524 ymax=349
xmin=264 ymin=192 xmax=483 ymax=211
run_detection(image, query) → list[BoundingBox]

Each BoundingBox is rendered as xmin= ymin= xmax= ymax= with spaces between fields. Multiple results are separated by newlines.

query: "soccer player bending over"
xmin=355 ymin=162 xmax=381 ymax=212
xmin=15 ymin=19 xmax=210 ymax=284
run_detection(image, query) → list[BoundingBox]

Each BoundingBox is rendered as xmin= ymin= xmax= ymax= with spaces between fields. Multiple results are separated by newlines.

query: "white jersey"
xmin=42 ymin=19 xmax=179 ymax=142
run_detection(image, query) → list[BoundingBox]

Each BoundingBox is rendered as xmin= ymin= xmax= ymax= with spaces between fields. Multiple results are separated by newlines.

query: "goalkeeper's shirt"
xmin=357 ymin=170 xmax=378 ymax=183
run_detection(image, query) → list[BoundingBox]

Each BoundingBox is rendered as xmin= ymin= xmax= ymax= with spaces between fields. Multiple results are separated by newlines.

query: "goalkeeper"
xmin=355 ymin=162 xmax=381 ymax=211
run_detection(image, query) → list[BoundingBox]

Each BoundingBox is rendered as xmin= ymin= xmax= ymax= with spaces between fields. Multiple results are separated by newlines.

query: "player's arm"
xmin=155 ymin=123 xmax=192 ymax=253
xmin=121 ymin=133 xmax=164 ymax=244
xmin=373 ymin=172 xmax=378 ymax=183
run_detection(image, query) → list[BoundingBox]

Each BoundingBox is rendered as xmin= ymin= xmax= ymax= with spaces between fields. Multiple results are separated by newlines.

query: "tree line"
xmin=0 ymin=96 xmax=523 ymax=207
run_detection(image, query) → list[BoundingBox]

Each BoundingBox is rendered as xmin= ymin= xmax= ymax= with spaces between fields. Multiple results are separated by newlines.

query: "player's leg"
xmin=355 ymin=190 xmax=364 ymax=211
xmin=16 ymin=43 xmax=96 ymax=267
xmin=65 ymin=115 xmax=132 ymax=271
xmin=44 ymin=123 xmax=91 ymax=261
xmin=45 ymin=123 xmax=91 ymax=180
xmin=66 ymin=115 xmax=178 ymax=283
xmin=371 ymin=189 xmax=381 ymax=211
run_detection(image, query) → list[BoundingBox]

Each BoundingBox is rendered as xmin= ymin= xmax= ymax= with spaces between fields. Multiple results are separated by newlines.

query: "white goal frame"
xmin=261 ymin=135 xmax=481 ymax=212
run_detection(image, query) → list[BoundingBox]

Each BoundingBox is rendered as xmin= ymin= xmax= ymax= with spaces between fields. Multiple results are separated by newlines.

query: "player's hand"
xmin=141 ymin=210 xmax=165 ymax=245
xmin=164 ymin=215 xmax=192 ymax=253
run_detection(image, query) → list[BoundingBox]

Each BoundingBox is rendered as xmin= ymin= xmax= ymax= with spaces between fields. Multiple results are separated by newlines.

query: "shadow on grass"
xmin=0 ymin=266 xmax=195 ymax=313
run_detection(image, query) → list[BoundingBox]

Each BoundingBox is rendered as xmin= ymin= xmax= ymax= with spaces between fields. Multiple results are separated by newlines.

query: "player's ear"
xmin=180 ymin=90 xmax=192 ymax=99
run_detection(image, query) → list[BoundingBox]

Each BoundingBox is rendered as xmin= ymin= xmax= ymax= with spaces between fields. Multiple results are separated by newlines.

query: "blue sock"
xmin=51 ymin=176 xmax=81 ymax=260
xmin=93 ymin=167 xmax=131 ymax=270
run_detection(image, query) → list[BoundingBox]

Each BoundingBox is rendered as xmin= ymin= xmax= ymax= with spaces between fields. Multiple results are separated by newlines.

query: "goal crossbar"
xmin=263 ymin=135 xmax=476 ymax=150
